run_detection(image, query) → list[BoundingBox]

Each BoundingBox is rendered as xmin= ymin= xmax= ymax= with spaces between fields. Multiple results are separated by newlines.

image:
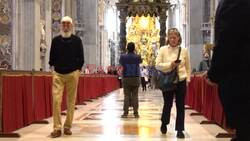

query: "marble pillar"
xmin=115 ymin=8 xmax=120 ymax=65
xmin=188 ymin=0 xmax=203 ymax=70
xmin=34 ymin=0 xmax=41 ymax=70
xmin=180 ymin=0 xmax=188 ymax=48
xmin=52 ymin=0 xmax=62 ymax=38
xmin=74 ymin=0 xmax=84 ymax=41
xmin=168 ymin=6 xmax=175 ymax=28
xmin=210 ymin=0 xmax=215 ymax=44
xmin=11 ymin=0 xmax=53 ymax=71
xmin=159 ymin=8 xmax=167 ymax=47
xmin=82 ymin=0 xmax=99 ymax=66
xmin=71 ymin=0 xmax=77 ymax=21
xmin=12 ymin=0 xmax=41 ymax=70
xmin=118 ymin=8 xmax=127 ymax=53
xmin=44 ymin=0 xmax=52 ymax=71
xmin=74 ymin=0 xmax=87 ymax=67
xmin=99 ymin=0 xmax=112 ymax=69
xmin=64 ymin=0 xmax=72 ymax=17
xmin=0 ymin=0 xmax=13 ymax=70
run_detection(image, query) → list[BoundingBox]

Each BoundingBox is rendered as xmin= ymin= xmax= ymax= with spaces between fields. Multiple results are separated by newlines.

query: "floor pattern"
xmin=2 ymin=88 xmax=231 ymax=141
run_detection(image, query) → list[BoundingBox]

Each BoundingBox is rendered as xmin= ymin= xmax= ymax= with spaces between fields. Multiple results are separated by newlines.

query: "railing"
xmin=0 ymin=71 xmax=120 ymax=135
xmin=186 ymin=74 xmax=235 ymax=138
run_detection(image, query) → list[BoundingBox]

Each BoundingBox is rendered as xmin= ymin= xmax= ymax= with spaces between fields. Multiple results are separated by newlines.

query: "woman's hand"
xmin=171 ymin=61 xmax=180 ymax=69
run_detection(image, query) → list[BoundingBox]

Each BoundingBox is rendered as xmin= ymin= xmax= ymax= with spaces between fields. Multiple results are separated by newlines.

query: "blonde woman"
xmin=156 ymin=28 xmax=191 ymax=138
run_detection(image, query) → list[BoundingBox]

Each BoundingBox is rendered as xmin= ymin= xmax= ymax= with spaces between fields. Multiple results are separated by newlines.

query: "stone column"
xmin=167 ymin=8 xmax=173 ymax=28
xmin=64 ymin=0 xmax=72 ymax=16
xmin=39 ymin=0 xmax=52 ymax=71
xmin=45 ymin=0 xmax=52 ymax=71
xmin=118 ymin=8 xmax=127 ymax=53
xmin=189 ymin=0 xmax=203 ymax=70
xmin=12 ymin=0 xmax=18 ymax=70
xmin=82 ymin=0 xmax=99 ymax=66
xmin=11 ymin=0 xmax=52 ymax=71
xmin=34 ymin=0 xmax=41 ymax=70
xmin=0 ymin=0 xmax=13 ymax=70
xmin=159 ymin=8 xmax=167 ymax=47
xmin=0 ymin=0 xmax=13 ymax=131
xmin=71 ymin=0 xmax=77 ymax=20
xmin=13 ymin=0 xmax=41 ymax=70
xmin=75 ymin=0 xmax=84 ymax=40
xmin=52 ymin=0 xmax=62 ymax=38
xmin=210 ymin=0 xmax=215 ymax=44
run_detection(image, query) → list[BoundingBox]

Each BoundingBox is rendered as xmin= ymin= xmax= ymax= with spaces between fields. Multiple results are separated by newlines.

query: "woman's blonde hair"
xmin=166 ymin=28 xmax=182 ymax=45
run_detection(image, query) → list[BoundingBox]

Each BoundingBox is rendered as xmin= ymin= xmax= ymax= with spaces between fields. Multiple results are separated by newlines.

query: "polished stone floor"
xmin=2 ymin=88 xmax=231 ymax=141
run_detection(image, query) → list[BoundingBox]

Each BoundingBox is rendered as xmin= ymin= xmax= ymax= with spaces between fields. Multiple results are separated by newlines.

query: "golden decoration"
xmin=0 ymin=35 xmax=10 ymax=46
xmin=127 ymin=15 xmax=160 ymax=66
xmin=0 ymin=15 xmax=9 ymax=24
xmin=52 ymin=21 xmax=60 ymax=32
xmin=52 ymin=1 xmax=61 ymax=11
xmin=52 ymin=12 xmax=61 ymax=21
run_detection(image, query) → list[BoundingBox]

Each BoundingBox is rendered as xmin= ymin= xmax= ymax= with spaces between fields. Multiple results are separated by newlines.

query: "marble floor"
xmin=2 ymin=88 xmax=231 ymax=141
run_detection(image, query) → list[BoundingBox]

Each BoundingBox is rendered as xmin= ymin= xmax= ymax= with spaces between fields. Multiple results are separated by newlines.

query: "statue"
xmin=40 ymin=21 xmax=47 ymax=56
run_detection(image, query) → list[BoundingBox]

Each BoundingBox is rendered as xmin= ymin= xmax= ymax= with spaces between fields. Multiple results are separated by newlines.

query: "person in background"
xmin=117 ymin=65 xmax=123 ymax=88
xmin=141 ymin=66 xmax=148 ymax=91
xmin=147 ymin=71 xmax=153 ymax=89
xmin=198 ymin=52 xmax=210 ymax=72
xmin=84 ymin=67 xmax=90 ymax=74
xmin=150 ymin=66 xmax=158 ymax=89
xmin=206 ymin=0 xmax=250 ymax=141
xmin=49 ymin=16 xmax=84 ymax=138
xmin=119 ymin=42 xmax=142 ymax=118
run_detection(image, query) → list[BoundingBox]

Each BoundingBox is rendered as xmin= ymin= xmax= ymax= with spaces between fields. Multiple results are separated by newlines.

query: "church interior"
xmin=0 ymin=0 xmax=235 ymax=140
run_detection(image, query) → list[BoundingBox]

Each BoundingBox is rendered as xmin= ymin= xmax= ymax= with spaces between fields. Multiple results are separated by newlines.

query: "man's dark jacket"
xmin=208 ymin=0 xmax=250 ymax=82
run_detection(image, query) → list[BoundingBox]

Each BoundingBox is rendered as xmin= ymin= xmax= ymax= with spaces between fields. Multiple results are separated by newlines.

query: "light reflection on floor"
xmin=3 ymin=88 xmax=231 ymax=141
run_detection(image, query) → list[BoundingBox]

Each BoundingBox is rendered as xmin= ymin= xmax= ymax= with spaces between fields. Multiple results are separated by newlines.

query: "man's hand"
xmin=203 ymin=71 xmax=217 ymax=86
xmin=50 ymin=66 xmax=54 ymax=72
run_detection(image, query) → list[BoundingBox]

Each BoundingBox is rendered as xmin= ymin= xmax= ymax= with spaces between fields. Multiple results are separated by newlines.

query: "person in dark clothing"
xmin=119 ymin=42 xmax=142 ymax=118
xmin=141 ymin=66 xmax=147 ymax=91
xmin=49 ymin=16 xmax=84 ymax=138
xmin=199 ymin=52 xmax=211 ymax=72
xmin=206 ymin=1 xmax=250 ymax=141
xmin=49 ymin=35 xmax=84 ymax=73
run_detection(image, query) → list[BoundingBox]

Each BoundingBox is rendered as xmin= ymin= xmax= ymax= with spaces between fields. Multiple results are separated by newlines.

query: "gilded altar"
xmin=116 ymin=0 xmax=170 ymax=66
xmin=126 ymin=16 xmax=160 ymax=66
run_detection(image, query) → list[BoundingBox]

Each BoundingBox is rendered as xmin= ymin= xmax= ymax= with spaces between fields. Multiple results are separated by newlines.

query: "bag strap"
xmin=176 ymin=47 xmax=182 ymax=60
xmin=172 ymin=47 xmax=182 ymax=70
xmin=175 ymin=47 xmax=182 ymax=83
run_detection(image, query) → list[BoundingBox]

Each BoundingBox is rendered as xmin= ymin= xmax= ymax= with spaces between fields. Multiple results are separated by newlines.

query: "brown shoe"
xmin=134 ymin=114 xmax=140 ymax=118
xmin=50 ymin=130 xmax=61 ymax=138
xmin=121 ymin=114 xmax=128 ymax=118
xmin=134 ymin=112 xmax=139 ymax=118
xmin=64 ymin=128 xmax=72 ymax=135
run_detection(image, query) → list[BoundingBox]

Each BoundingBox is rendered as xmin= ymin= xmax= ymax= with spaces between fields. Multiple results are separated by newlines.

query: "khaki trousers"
xmin=52 ymin=70 xmax=80 ymax=130
xmin=122 ymin=77 xmax=140 ymax=114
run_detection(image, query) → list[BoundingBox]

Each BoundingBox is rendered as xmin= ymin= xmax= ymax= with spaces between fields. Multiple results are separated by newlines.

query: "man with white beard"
xmin=49 ymin=16 xmax=84 ymax=138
